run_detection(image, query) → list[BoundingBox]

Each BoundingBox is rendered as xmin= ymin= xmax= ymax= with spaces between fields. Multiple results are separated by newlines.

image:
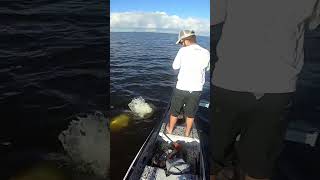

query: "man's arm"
xmin=205 ymin=50 xmax=210 ymax=71
xmin=211 ymin=0 xmax=228 ymax=26
xmin=172 ymin=49 xmax=182 ymax=70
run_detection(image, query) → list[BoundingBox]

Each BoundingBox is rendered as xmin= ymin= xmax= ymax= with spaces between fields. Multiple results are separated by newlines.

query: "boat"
xmin=123 ymin=98 xmax=320 ymax=180
xmin=123 ymin=99 xmax=210 ymax=180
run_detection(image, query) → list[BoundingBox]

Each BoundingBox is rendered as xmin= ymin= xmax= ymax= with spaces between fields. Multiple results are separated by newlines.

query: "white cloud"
xmin=110 ymin=11 xmax=210 ymax=36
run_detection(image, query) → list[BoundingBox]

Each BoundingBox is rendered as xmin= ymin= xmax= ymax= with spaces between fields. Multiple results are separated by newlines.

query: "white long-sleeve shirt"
xmin=173 ymin=44 xmax=210 ymax=91
xmin=211 ymin=0 xmax=320 ymax=93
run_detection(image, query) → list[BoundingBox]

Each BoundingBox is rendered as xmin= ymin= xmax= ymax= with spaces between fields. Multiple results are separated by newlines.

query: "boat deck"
xmin=140 ymin=166 xmax=198 ymax=180
xmin=139 ymin=123 xmax=202 ymax=179
xmin=159 ymin=122 xmax=200 ymax=141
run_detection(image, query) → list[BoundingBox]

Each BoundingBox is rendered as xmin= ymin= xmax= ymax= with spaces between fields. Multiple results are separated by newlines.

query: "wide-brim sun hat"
xmin=176 ymin=30 xmax=195 ymax=44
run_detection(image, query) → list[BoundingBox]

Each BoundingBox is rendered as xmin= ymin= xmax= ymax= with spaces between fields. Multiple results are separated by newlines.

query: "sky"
xmin=110 ymin=0 xmax=210 ymax=36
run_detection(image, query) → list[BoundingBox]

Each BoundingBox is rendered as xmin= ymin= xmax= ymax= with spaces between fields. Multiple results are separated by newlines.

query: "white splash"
xmin=128 ymin=97 xmax=153 ymax=118
xmin=58 ymin=111 xmax=109 ymax=178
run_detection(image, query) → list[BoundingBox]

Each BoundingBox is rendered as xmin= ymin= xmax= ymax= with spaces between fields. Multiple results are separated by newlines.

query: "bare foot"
xmin=166 ymin=124 xmax=172 ymax=134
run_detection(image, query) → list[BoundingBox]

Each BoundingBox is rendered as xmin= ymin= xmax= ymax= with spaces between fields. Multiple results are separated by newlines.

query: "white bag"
xmin=166 ymin=158 xmax=190 ymax=174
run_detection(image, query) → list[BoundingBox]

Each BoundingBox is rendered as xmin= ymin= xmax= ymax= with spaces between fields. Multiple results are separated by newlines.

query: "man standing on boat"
xmin=210 ymin=0 xmax=320 ymax=180
xmin=167 ymin=30 xmax=210 ymax=137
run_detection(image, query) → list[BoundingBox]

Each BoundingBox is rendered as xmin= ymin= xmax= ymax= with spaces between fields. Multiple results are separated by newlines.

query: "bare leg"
xmin=245 ymin=175 xmax=269 ymax=180
xmin=185 ymin=117 xmax=194 ymax=136
xmin=167 ymin=114 xmax=178 ymax=134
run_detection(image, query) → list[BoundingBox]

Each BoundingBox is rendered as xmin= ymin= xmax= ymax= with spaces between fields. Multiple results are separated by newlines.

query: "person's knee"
xmin=185 ymin=116 xmax=195 ymax=119
xmin=169 ymin=108 xmax=179 ymax=117
xmin=170 ymin=114 xmax=178 ymax=118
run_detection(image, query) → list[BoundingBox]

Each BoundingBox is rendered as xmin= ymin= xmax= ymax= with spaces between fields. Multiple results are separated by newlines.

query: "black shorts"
xmin=169 ymin=88 xmax=201 ymax=118
xmin=209 ymin=86 xmax=292 ymax=179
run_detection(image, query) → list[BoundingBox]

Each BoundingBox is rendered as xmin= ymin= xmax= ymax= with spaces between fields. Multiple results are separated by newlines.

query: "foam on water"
xmin=128 ymin=97 xmax=153 ymax=118
xmin=58 ymin=111 xmax=109 ymax=178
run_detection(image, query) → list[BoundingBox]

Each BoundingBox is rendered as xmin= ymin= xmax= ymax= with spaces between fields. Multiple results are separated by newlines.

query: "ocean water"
xmin=0 ymin=1 xmax=109 ymax=179
xmin=110 ymin=32 xmax=210 ymax=179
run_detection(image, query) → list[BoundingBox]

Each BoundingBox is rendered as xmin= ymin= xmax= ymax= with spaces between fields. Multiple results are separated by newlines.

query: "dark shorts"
xmin=169 ymin=88 xmax=201 ymax=118
xmin=209 ymin=86 xmax=292 ymax=179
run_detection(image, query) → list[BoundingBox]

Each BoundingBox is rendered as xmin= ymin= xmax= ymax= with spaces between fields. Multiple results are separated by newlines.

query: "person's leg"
xmin=167 ymin=114 xmax=178 ymax=134
xmin=184 ymin=91 xmax=201 ymax=136
xmin=210 ymin=86 xmax=254 ymax=178
xmin=185 ymin=117 xmax=194 ymax=136
xmin=168 ymin=88 xmax=185 ymax=133
xmin=238 ymin=93 xmax=292 ymax=180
